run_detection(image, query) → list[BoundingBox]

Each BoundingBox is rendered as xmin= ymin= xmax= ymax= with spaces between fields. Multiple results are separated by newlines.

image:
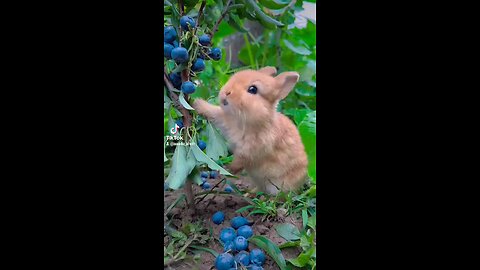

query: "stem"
xmin=194 ymin=0 xmax=207 ymax=36
xmin=211 ymin=0 xmax=233 ymax=40
xmin=164 ymin=68 xmax=192 ymax=127
xmin=194 ymin=176 xmax=226 ymax=204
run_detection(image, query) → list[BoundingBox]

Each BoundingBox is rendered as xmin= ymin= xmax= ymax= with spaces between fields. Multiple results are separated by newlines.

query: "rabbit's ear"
xmin=258 ymin=66 xmax=277 ymax=76
xmin=274 ymin=72 xmax=300 ymax=100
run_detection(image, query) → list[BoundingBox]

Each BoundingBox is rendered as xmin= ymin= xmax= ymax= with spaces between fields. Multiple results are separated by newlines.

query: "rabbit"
xmin=192 ymin=66 xmax=308 ymax=195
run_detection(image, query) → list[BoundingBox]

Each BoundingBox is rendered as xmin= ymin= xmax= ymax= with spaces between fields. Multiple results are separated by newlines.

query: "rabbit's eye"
xmin=247 ymin=85 xmax=257 ymax=94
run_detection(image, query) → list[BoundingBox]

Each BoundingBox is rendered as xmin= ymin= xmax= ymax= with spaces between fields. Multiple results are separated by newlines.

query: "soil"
xmin=164 ymin=176 xmax=303 ymax=270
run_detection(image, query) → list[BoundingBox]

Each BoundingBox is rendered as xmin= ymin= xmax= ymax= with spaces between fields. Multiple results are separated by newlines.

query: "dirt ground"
xmin=164 ymin=177 xmax=303 ymax=270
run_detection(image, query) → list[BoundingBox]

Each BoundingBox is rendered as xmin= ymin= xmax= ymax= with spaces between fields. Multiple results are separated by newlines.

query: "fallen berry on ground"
xmin=212 ymin=211 xmax=225 ymax=225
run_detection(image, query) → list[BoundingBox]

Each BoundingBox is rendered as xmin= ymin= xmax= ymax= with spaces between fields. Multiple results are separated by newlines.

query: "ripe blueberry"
xmin=180 ymin=16 xmax=196 ymax=30
xmin=235 ymin=251 xmax=250 ymax=266
xmin=231 ymin=216 xmax=249 ymax=229
xmin=171 ymin=47 xmax=189 ymax=63
xmin=249 ymin=249 xmax=266 ymax=266
xmin=198 ymin=140 xmax=207 ymax=150
xmin=202 ymin=182 xmax=211 ymax=190
xmin=199 ymin=34 xmax=211 ymax=46
xmin=219 ymin=227 xmax=236 ymax=243
xmin=200 ymin=171 xmax=209 ymax=178
xmin=223 ymin=241 xmax=236 ymax=252
xmin=164 ymin=26 xmax=177 ymax=43
xmin=172 ymin=40 xmax=179 ymax=47
xmin=237 ymin=225 xmax=253 ymax=239
xmin=192 ymin=58 xmax=205 ymax=72
xmin=168 ymin=72 xmax=182 ymax=89
xmin=210 ymin=171 xmax=218 ymax=179
xmin=233 ymin=236 xmax=248 ymax=251
xmin=175 ymin=120 xmax=184 ymax=129
xmin=215 ymin=253 xmax=235 ymax=270
xmin=212 ymin=211 xmax=225 ymax=225
xmin=164 ymin=43 xmax=174 ymax=59
xmin=181 ymin=81 xmax=196 ymax=94
xmin=224 ymin=185 xmax=233 ymax=193
xmin=209 ymin=47 xmax=222 ymax=61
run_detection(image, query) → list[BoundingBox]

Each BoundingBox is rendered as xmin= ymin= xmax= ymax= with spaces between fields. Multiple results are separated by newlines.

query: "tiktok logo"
xmin=170 ymin=123 xmax=180 ymax=135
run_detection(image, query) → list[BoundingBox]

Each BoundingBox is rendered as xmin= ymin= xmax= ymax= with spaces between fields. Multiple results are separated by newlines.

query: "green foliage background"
xmin=164 ymin=0 xmax=316 ymax=187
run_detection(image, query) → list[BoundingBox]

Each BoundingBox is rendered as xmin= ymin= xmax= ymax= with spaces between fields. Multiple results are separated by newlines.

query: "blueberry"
xmin=164 ymin=43 xmax=174 ymax=59
xmin=210 ymin=171 xmax=218 ymax=179
xmin=202 ymin=182 xmax=211 ymax=190
xmin=168 ymin=72 xmax=182 ymax=89
xmin=200 ymin=171 xmax=209 ymax=178
xmin=249 ymin=249 xmax=266 ymax=266
xmin=209 ymin=47 xmax=222 ymax=61
xmin=171 ymin=47 xmax=189 ymax=63
xmin=180 ymin=16 xmax=196 ymax=30
xmin=172 ymin=40 xmax=179 ymax=47
xmin=181 ymin=81 xmax=196 ymax=94
xmin=237 ymin=225 xmax=253 ymax=239
xmin=231 ymin=216 xmax=249 ymax=229
xmin=175 ymin=120 xmax=184 ymax=129
xmin=219 ymin=227 xmax=236 ymax=243
xmin=198 ymin=140 xmax=207 ymax=150
xmin=224 ymin=185 xmax=233 ymax=193
xmin=215 ymin=253 xmax=235 ymax=270
xmin=199 ymin=34 xmax=211 ymax=46
xmin=233 ymin=236 xmax=248 ymax=251
xmin=201 ymin=177 xmax=207 ymax=183
xmin=235 ymin=251 xmax=250 ymax=266
xmin=192 ymin=58 xmax=205 ymax=72
xmin=212 ymin=211 xmax=225 ymax=225
xmin=164 ymin=26 xmax=177 ymax=43
xmin=164 ymin=182 xmax=169 ymax=191
xmin=223 ymin=241 xmax=236 ymax=252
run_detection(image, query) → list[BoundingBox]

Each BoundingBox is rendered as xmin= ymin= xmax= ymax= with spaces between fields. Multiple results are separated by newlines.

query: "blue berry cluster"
xmin=164 ymin=16 xmax=223 ymax=95
xmin=212 ymin=213 xmax=266 ymax=270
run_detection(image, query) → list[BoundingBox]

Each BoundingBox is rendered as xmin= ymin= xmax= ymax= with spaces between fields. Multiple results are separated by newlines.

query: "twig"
xmin=195 ymin=0 xmax=207 ymax=35
xmin=210 ymin=0 xmax=233 ymax=40
xmin=164 ymin=67 xmax=192 ymax=127
xmin=195 ymin=176 xmax=226 ymax=205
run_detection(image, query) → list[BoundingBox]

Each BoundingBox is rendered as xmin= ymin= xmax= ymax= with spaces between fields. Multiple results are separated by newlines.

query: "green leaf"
xmin=191 ymin=144 xmax=232 ymax=176
xmin=298 ymin=111 xmax=316 ymax=183
xmin=165 ymin=145 xmax=191 ymax=190
xmin=278 ymin=241 xmax=300 ymax=249
xmin=244 ymin=0 xmax=284 ymax=28
xmin=275 ymin=223 xmax=301 ymax=241
xmin=307 ymin=214 xmax=316 ymax=230
xmin=302 ymin=209 xmax=308 ymax=229
xmin=248 ymin=209 xmax=267 ymax=216
xmin=227 ymin=13 xmax=248 ymax=33
xmin=179 ymin=92 xmax=195 ymax=110
xmin=205 ymin=122 xmax=228 ymax=161
xmin=189 ymin=245 xmax=219 ymax=257
xmin=235 ymin=205 xmax=254 ymax=213
xmin=250 ymin=236 xmax=287 ymax=270
xmin=283 ymin=39 xmax=311 ymax=55
xmin=293 ymin=108 xmax=310 ymax=125
xmin=287 ymin=247 xmax=315 ymax=267
xmin=258 ymin=0 xmax=291 ymax=9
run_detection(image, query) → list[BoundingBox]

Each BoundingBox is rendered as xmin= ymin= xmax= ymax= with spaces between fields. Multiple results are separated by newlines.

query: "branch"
xmin=195 ymin=0 xmax=207 ymax=34
xmin=164 ymin=67 xmax=192 ymax=127
xmin=210 ymin=0 xmax=233 ymax=40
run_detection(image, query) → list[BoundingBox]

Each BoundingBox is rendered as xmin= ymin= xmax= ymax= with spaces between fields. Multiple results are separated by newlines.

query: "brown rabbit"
xmin=192 ymin=67 xmax=308 ymax=195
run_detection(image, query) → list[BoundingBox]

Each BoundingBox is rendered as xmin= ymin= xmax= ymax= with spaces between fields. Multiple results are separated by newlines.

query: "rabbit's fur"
xmin=192 ymin=67 xmax=308 ymax=195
